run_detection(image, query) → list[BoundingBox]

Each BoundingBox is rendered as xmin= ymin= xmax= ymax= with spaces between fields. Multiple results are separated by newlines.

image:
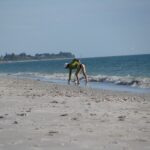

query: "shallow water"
xmin=0 ymin=54 xmax=150 ymax=92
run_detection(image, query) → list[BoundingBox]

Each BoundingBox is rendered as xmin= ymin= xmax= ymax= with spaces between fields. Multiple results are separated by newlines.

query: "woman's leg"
xmin=68 ymin=69 xmax=72 ymax=84
xmin=75 ymin=65 xmax=81 ymax=84
xmin=81 ymin=64 xmax=88 ymax=84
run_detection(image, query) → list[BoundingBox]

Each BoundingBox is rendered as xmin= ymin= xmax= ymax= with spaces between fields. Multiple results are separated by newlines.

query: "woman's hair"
xmin=64 ymin=63 xmax=69 ymax=69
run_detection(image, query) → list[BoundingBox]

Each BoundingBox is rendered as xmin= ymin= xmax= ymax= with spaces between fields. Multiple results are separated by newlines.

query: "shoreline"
xmin=1 ymin=73 xmax=150 ymax=94
xmin=0 ymin=76 xmax=150 ymax=150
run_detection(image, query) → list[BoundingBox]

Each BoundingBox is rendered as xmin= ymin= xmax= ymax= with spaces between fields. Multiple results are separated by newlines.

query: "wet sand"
xmin=0 ymin=76 xmax=150 ymax=150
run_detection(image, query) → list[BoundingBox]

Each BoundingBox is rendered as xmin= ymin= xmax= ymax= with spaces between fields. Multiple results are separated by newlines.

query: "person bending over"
xmin=65 ymin=58 xmax=88 ymax=84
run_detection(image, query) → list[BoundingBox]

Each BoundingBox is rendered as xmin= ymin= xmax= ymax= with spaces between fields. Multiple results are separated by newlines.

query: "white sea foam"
xmin=88 ymin=75 xmax=150 ymax=88
xmin=11 ymin=72 xmax=69 ymax=81
xmin=6 ymin=72 xmax=150 ymax=89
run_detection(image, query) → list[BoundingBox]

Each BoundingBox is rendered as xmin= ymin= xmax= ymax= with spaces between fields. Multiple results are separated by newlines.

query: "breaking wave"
xmin=88 ymin=75 xmax=150 ymax=88
xmin=4 ymin=72 xmax=150 ymax=89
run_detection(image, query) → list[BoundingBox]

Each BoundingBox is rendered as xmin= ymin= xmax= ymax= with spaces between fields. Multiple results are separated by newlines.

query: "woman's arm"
xmin=68 ymin=69 xmax=72 ymax=84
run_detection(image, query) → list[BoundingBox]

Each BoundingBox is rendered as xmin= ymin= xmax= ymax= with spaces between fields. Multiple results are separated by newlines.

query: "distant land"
xmin=0 ymin=52 xmax=75 ymax=62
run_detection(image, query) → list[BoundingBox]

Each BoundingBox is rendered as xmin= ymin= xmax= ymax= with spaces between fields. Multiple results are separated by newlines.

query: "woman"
xmin=65 ymin=59 xmax=88 ymax=84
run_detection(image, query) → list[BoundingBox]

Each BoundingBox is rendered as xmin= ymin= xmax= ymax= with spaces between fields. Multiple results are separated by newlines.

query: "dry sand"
xmin=0 ymin=76 xmax=150 ymax=150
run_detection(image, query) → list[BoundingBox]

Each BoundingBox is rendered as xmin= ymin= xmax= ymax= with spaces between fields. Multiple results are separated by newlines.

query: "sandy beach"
xmin=0 ymin=76 xmax=150 ymax=150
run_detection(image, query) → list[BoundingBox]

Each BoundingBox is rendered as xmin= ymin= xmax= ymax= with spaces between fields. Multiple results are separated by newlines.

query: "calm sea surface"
xmin=0 ymin=54 xmax=150 ymax=93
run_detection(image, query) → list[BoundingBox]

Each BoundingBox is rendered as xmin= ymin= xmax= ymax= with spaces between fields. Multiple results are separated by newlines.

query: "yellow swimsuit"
xmin=68 ymin=59 xmax=80 ymax=69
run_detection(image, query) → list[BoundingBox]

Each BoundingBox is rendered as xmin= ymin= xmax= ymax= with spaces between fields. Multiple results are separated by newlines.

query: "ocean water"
xmin=0 ymin=54 xmax=150 ymax=93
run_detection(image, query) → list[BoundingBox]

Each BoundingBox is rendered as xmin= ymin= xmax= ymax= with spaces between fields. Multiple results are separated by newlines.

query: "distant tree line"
xmin=0 ymin=52 xmax=75 ymax=61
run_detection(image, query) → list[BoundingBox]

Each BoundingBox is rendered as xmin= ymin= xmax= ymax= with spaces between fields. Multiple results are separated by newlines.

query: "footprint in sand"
xmin=13 ymin=121 xmax=18 ymax=124
xmin=48 ymin=131 xmax=59 ymax=136
xmin=60 ymin=114 xmax=68 ymax=117
xmin=90 ymin=113 xmax=96 ymax=116
xmin=16 ymin=113 xmax=26 ymax=116
xmin=118 ymin=115 xmax=126 ymax=121
xmin=71 ymin=117 xmax=78 ymax=121
xmin=0 ymin=116 xmax=4 ymax=119
xmin=51 ymin=100 xmax=58 ymax=104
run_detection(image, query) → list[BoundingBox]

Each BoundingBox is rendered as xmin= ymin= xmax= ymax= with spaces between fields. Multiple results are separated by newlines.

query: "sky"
xmin=0 ymin=0 xmax=150 ymax=58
